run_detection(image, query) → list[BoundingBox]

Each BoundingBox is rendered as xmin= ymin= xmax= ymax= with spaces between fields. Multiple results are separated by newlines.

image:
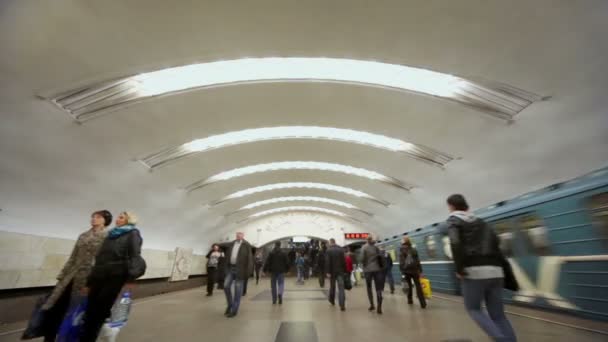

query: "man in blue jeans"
xmin=223 ymin=232 xmax=253 ymax=318
xmin=325 ymin=238 xmax=347 ymax=311
xmin=446 ymin=194 xmax=517 ymax=342
xmin=263 ymin=241 xmax=290 ymax=304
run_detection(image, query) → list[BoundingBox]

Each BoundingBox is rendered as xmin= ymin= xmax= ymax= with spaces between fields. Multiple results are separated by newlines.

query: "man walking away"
xmin=446 ymin=194 xmax=517 ymax=342
xmin=362 ymin=235 xmax=385 ymax=314
xmin=325 ymin=238 xmax=347 ymax=311
xmin=316 ymin=244 xmax=327 ymax=288
xmin=295 ymin=252 xmax=305 ymax=284
xmin=224 ymin=232 xmax=253 ymax=318
xmin=399 ymin=237 xmax=426 ymax=308
xmin=263 ymin=242 xmax=289 ymax=304
xmin=380 ymin=247 xmax=395 ymax=294
xmin=254 ymin=251 xmax=264 ymax=285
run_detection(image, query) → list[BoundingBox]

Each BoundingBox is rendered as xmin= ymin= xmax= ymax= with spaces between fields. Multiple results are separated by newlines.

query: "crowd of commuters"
xmin=208 ymin=194 xmax=517 ymax=341
xmin=36 ymin=192 xmax=515 ymax=342
xmin=38 ymin=210 xmax=146 ymax=342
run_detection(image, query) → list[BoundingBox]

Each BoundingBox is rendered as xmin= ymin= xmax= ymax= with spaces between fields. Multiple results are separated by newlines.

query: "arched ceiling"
xmin=0 ymin=0 xmax=607 ymax=252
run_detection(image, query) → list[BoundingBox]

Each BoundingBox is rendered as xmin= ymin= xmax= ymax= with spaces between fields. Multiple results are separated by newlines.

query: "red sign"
xmin=344 ymin=233 xmax=369 ymax=240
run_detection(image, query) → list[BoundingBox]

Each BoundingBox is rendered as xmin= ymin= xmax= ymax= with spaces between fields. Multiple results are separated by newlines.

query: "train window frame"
xmin=516 ymin=213 xmax=551 ymax=256
xmin=490 ymin=218 xmax=515 ymax=257
xmin=423 ymin=234 xmax=438 ymax=260
xmin=587 ymin=192 xmax=608 ymax=248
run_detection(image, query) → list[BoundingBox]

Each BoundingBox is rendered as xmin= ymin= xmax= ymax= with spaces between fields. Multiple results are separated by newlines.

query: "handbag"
xmin=343 ymin=273 xmax=353 ymax=290
xmin=126 ymin=231 xmax=147 ymax=280
xmin=21 ymin=294 xmax=51 ymax=339
xmin=501 ymin=257 xmax=519 ymax=291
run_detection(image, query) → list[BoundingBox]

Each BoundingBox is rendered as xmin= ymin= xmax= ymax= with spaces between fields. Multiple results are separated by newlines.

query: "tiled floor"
xmin=1 ymin=278 xmax=607 ymax=341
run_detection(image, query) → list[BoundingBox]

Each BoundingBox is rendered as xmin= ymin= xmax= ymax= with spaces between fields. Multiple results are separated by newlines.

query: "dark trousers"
xmin=43 ymin=282 xmax=73 ymax=342
xmin=318 ymin=272 xmax=325 ymax=288
xmin=328 ymin=274 xmax=345 ymax=309
xmin=255 ymin=265 xmax=262 ymax=284
xmin=206 ymin=267 xmax=217 ymax=294
xmin=462 ymin=278 xmax=517 ymax=342
xmin=270 ymin=273 xmax=285 ymax=303
xmin=80 ymin=276 xmax=126 ymax=342
xmin=404 ymin=273 xmax=426 ymax=307
xmin=385 ymin=269 xmax=395 ymax=293
xmin=365 ymin=271 xmax=384 ymax=307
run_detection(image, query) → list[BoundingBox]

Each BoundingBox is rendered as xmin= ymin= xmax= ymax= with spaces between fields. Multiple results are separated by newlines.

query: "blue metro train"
xmin=378 ymin=166 xmax=608 ymax=321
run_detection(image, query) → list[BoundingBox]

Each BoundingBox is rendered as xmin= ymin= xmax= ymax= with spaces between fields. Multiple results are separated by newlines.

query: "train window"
xmin=518 ymin=214 xmax=551 ymax=255
xmin=424 ymin=235 xmax=437 ymax=259
xmin=491 ymin=219 xmax=514 ymax=257
xmin=442 ymin=236 xmax=453 ymax=260
xmin=588 ymin=192 xmax=608 ymax=247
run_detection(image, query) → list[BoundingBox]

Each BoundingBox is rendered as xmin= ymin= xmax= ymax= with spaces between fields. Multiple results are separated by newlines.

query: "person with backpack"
xmin=361 ymin=235 xmax=385 ymax=314
xmin=446 ymin=194 xmax=517 ymax=342
xmin=325 ymin=238 xmax=347 ymax=311
xmin=316 ymin=244 xmax=327 ymax=288
xmin=380 ymin=247 xmax=395 ymax=294
xmin=399 ymin=237 xmax=426 ymax=308
xmin=254 ymin=251 xmax=264 ymax=285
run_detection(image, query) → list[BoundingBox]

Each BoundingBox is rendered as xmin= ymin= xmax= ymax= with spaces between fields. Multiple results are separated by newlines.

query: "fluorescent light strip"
xmin=230 ymin=196 xmax=373 ymax=216
xmin=185 ymin=161 xmax=413 ymax=192
xmin=140 ymin=126 xmax=453 ymax=169
xmin=210 ymin=182 xmax=390 ymax=207
xmin=238 ymin=206 xmax=362 ymax=224
xmin=47 ymin=57 xmax=544 ymax=122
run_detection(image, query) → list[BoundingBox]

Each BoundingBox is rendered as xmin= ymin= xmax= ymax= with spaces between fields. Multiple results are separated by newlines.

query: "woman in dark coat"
xmin=41 ymin=210 xmax=112 ymax=341
xmin=399 ymin=237 xmax=426 ymax=308
xmin=80 ymin=211 xmax=146 ymax=342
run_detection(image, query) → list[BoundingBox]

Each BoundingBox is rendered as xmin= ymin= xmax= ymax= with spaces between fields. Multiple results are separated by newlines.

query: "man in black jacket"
xmin=399 ymin=237 xmax=426 ymax=308
xmin=325 ymin=238 xmax=347 ymax=311
xmin=223 ymin=232 xmax=253 ymax=318
xmin=263 ymin=241 xmax=290 ymax=304
xmin=446 ymin=194 xmax=516 ymax=341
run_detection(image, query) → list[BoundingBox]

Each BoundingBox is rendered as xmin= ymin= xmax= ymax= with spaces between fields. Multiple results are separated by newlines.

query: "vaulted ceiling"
xmin=1 ymin=0 xmax=607 ymax=251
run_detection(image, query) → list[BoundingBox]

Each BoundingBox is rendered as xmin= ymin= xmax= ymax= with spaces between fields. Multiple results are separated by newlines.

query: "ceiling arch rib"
xmin=228 ymin=196 xmax=374 ymax=217
xmin=184 ymin=161 xmax=414 ymax=193
xmin=209 ymin=182 xmax=390 ymax=207
xmin=237 ymin=206 xmax=363 ymax=224
xmin=139 ymin=126 xmax=454 ymax=169
xmin=45 ymin=57 xmax=544 ymax=122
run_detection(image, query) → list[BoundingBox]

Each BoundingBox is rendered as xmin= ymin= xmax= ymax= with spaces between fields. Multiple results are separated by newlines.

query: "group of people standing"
xmin=38 ymin=210 xmax=146 ymax=342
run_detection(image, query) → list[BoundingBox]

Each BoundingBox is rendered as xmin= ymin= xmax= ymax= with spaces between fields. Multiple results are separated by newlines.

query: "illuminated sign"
xmin=344 ymin=233 xmax=370 ymax=240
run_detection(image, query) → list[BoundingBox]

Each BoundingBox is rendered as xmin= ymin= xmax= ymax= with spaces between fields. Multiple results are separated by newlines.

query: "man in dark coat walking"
xmin=224 ymin=232 xmax=253 ymax=318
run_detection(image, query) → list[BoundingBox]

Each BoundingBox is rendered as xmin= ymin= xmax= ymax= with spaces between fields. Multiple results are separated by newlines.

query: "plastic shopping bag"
xmin=21 ymin=294 xmax=51 ymax=339
xmin=57 ymin=297 xmax=87 ymax=342
xmin=420 ymin=277 xmax=432 ymax=299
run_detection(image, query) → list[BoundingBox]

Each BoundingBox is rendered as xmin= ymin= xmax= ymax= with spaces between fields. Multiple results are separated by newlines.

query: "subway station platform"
xmin=1 ymin=279 xmax=606 ymax=342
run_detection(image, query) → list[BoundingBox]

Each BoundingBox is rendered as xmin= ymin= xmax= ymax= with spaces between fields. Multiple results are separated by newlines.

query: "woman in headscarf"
xmin=80 ymin=211 xmax=146 ymax=342
xmin=41 ymin=210 xmax=112 ymax=342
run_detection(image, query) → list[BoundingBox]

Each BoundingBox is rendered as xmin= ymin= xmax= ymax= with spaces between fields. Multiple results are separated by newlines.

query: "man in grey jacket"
xmin=361 ymin=235 xmax=385 ymax=314
xmin=223 ymin=232 xmax=253 ymax=318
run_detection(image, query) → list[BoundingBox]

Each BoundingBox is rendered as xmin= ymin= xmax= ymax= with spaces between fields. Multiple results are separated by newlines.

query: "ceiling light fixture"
xmin=229 ymin=196 xmax=373 ymax=216
xmin=237 ymin=206 xmax=363 ymax=224
xmin=209 ymin=182 xmax=390 ymax=207
xmin=45 ymin=58 xmax=544 ymax=122
xmin=185 ymin=161 xmax=413 ymax=192
xmin=140 ymin=126 xmax=453 ymax=169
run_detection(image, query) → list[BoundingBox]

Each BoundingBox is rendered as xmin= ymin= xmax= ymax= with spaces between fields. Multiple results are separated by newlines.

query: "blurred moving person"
xmin=223 ymin=232 xmax=253 ymax=318
xmin=295 ymin=252 xmax=306 ymax=284
xmin=380 ymin=247 xmax=395 ymax=294
xmin=446 ymin=194 xmax=517 ymax=342
xmin=325 ymin=238 xmax=347 ymax=311
xmin=399 ymin=237 xmax=426 ymax=308
xmin=316 ymin=243 xmax=327 ymax=288
xmin=254 ymin=251 xmax=264 ymax=285
xmin=344 ymin=247 xmax=354 ymax=286
xmin=41 ymin=210 xmax=112 ymax=342
xmin=264 ymin=242 xmax=290 ymax=304
xmin=362 ymin=235 xmax=385 ymax=314
xmin=81 ymin=212 xmax=146 ymax=342
xmin=206 ymin=244 xmax=222 ymax=296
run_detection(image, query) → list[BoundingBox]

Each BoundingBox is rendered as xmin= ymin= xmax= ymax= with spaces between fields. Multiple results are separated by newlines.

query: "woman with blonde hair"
xmin=80 ymin=211 xmax=146 ymax=342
